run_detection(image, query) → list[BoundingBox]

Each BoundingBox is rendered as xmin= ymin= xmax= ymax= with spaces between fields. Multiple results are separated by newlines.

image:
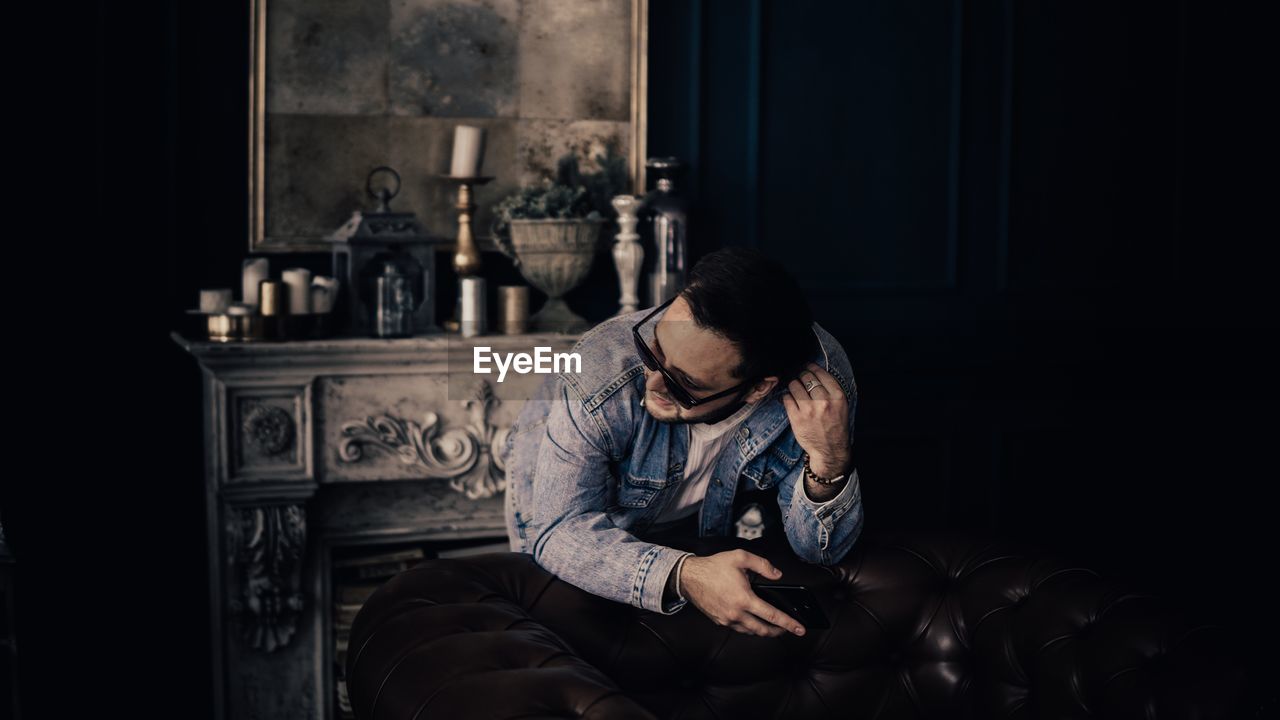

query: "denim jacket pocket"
xmin=617 ymin=471 xmax=671 ymax=508
xmin=756 ymin=436 xmax=803 ymax=489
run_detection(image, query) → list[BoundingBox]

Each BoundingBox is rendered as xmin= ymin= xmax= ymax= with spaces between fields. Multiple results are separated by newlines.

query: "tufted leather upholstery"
xmin=346 ymin=528 xmax=1269 ymax=719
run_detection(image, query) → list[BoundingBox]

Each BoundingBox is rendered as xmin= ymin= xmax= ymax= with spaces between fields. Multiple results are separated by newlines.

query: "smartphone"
xmin=751 ymin=583 xmax=830 ymax=630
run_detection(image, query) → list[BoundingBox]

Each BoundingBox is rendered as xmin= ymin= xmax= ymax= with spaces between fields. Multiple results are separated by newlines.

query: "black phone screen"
xmin=751 ymin=583 xmax=831 ymax=629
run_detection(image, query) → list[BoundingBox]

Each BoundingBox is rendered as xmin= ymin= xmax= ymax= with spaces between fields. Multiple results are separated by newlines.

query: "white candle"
xmin=199 ymin=288 xmax=233 ymax=313
xmin=282 ymin=268 xmax=313 ymax=314
xmin=242 ymin=257 xmax=269 ymax=307
xmin=311 ymin=275 xmax=340 ymax=314
xmin=450 ymin=125 xmax=486 ymax=178
xmin=460 ymin=277 xmax=487 ymax=337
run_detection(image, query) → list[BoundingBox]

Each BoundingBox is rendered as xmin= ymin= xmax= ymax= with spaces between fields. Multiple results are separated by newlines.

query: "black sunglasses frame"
xmin=631 ymin=297 xmax=758 ymax=409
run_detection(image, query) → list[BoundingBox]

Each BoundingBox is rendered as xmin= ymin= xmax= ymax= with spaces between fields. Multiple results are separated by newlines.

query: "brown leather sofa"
xmin=346 ymin=528 xmax=1270 ymax=719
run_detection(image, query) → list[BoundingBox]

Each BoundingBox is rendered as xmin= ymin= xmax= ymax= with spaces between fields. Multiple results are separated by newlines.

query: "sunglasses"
xmin=632 ymin=297 xmax=758 ymax=409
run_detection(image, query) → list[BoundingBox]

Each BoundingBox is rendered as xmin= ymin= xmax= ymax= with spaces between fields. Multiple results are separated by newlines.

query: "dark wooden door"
xmin=647 ymin=0 xmax=1280 ymax=633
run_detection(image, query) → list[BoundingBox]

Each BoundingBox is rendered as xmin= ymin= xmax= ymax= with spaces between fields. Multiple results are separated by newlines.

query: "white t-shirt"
xmin=653 ymin=400 xmax=759 ymax=524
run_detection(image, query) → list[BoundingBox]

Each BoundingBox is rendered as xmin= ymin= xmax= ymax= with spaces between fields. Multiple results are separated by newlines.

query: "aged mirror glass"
xmin=249 ymin=0 xmax=648 ymax=252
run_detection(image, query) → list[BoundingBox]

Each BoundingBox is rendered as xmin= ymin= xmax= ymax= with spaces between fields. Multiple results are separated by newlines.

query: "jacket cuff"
xmin=658 ymin=551 xmax=695 ymax=614
xmin=795 ymin=467 xmax=861 ymax=532
xmin=634 ymin=545 xmax=693 ymax=615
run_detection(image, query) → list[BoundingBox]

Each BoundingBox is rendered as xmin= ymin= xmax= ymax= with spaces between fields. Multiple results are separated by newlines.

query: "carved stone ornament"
xmin=227 ymin=504 xmax=306 ymax=652
xmin=339 ymin=381 xmax=508 ymax=499
xmin=461 ymin=381 xmax=510 ymax=500
xmin=242 ymin=404 xmax=295 ymax=456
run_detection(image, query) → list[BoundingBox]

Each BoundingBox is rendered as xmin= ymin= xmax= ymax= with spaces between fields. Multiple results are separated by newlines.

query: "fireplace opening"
xmin=330 ymin=535 xmax=509 ymax=719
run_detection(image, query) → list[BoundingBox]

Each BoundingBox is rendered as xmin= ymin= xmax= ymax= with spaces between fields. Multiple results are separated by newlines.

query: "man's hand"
xmin=679 ymin=550 xmax=807 ymax=637
xmin=781 ymin=362 xmax=851 ymax=477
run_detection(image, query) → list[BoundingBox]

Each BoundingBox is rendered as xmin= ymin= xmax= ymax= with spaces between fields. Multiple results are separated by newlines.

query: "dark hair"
xmin=680 ymin=246 xmax=816 ymax=381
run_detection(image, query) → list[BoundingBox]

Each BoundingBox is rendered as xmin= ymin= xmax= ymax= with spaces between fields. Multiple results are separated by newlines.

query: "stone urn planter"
xmin=496 ymin=218 xmax=605 ymax=332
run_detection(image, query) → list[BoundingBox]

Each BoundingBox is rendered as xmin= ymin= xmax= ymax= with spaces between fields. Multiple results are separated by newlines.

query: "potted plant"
xmin=492 ymin=149 xmax=627 ymax=331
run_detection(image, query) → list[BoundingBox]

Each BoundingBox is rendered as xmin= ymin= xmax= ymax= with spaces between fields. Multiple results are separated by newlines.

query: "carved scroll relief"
xmin=338 ymin=381 xmax=508 ymax=500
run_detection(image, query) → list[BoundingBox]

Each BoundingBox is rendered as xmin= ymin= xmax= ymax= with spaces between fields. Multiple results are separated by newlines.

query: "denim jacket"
xmin=501 ymin=308 xmax=864 ymax=615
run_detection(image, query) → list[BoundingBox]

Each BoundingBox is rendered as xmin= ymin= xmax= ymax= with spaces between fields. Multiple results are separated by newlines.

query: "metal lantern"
xmin=328 ymin=166 xmax=445 ymax=336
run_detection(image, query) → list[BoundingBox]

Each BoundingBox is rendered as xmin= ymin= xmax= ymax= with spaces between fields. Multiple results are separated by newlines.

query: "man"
xmin=501 ymin=247 xmax=863 ymax=638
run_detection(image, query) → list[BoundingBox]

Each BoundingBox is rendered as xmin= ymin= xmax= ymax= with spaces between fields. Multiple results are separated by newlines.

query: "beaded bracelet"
xmin=802 ymin=451 xmax=850 ymax=485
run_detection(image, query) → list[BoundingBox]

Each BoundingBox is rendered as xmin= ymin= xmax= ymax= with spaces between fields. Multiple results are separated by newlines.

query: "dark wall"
xmin=649 ymin=0 xmax=1278 ymax=650
xmin=6 ymin=0 xmax=1275 ymax=717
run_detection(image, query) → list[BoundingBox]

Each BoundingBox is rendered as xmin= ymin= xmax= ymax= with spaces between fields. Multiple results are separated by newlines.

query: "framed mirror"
xmin=248 ymin=0 xmax=648 ymax=253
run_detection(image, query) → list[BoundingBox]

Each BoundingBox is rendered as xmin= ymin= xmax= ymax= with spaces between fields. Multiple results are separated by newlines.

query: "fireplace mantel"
xmin=173 ymin=329 xmax=582 ymax=720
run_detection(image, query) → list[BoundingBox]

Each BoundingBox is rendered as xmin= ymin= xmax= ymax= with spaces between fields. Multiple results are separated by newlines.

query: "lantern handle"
xmin=366 ymin=166 xmax=402 ymax=211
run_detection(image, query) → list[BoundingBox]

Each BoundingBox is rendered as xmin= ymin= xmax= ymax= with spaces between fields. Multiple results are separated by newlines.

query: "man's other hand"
xmin=680 ymin=550 xmax=806 ymax=637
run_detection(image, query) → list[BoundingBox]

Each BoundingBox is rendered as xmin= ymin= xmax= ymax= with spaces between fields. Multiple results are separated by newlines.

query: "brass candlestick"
xmin=439 ymin=175 xmax=494 ymax=332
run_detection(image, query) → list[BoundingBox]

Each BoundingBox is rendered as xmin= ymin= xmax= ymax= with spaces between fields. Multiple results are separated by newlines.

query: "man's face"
xmin=641 ymin=295 xmax=776 ymax=423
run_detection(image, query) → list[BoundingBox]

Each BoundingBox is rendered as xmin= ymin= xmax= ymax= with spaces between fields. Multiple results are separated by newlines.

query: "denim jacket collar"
xmin=728 ymin=323 xmax=845 ymax=462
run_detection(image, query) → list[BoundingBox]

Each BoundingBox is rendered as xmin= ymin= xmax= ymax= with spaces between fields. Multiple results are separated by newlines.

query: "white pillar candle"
xmin=242 ymin=257 xmax=269 ymax=307
xmin=311 ymin=275 xmax=339 ymax=314
xmin=460 ymin=276 xmax=487 ymax=337
xmin=282 ymin=268 xmax=313 ymax=314
xmin=450 ymin=125 xmax=486 ymax=178
xmin=199 ymin=288 xmax=233 ymax=313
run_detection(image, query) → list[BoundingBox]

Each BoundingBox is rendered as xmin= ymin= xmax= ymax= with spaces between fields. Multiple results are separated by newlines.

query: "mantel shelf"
xmin=171 ymin=330 xmax=583 ymax=357
xmin=170 ymin=329 xmax=586 ymax=372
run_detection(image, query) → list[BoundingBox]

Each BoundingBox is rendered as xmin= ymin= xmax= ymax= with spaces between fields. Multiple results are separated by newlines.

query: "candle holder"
xmin=438 ymin=175 xmax=494 ymax=332
xmin=610 ymin=195 xmax=645 ymax=315
xmin=438 ymin=175 xmax=495 ymax=276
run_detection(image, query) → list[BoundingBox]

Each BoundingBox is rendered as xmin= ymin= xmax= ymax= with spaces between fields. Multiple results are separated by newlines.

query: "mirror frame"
xmin=247 ymin=0 xmax=648 ymax=253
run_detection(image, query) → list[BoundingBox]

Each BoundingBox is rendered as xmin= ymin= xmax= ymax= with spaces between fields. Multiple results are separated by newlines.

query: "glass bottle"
xmin=642 ymin=157 xmax=688 ymax=306
xmin=358 ymin=246 xmax=424 ymax=338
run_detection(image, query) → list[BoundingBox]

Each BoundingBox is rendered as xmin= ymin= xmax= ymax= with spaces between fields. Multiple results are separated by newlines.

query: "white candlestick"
xmin=450 ymin=125 xmax=486 ymax=178
xmin=282 ymin=268 xmax=313 ymax=314
xmin=611 ymin=195 xmax=645 ymax=314
xmin=199 ymin=288 xmax=233 ymax=313
xmin=242 ymin=257 xmax=269 ymax=307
